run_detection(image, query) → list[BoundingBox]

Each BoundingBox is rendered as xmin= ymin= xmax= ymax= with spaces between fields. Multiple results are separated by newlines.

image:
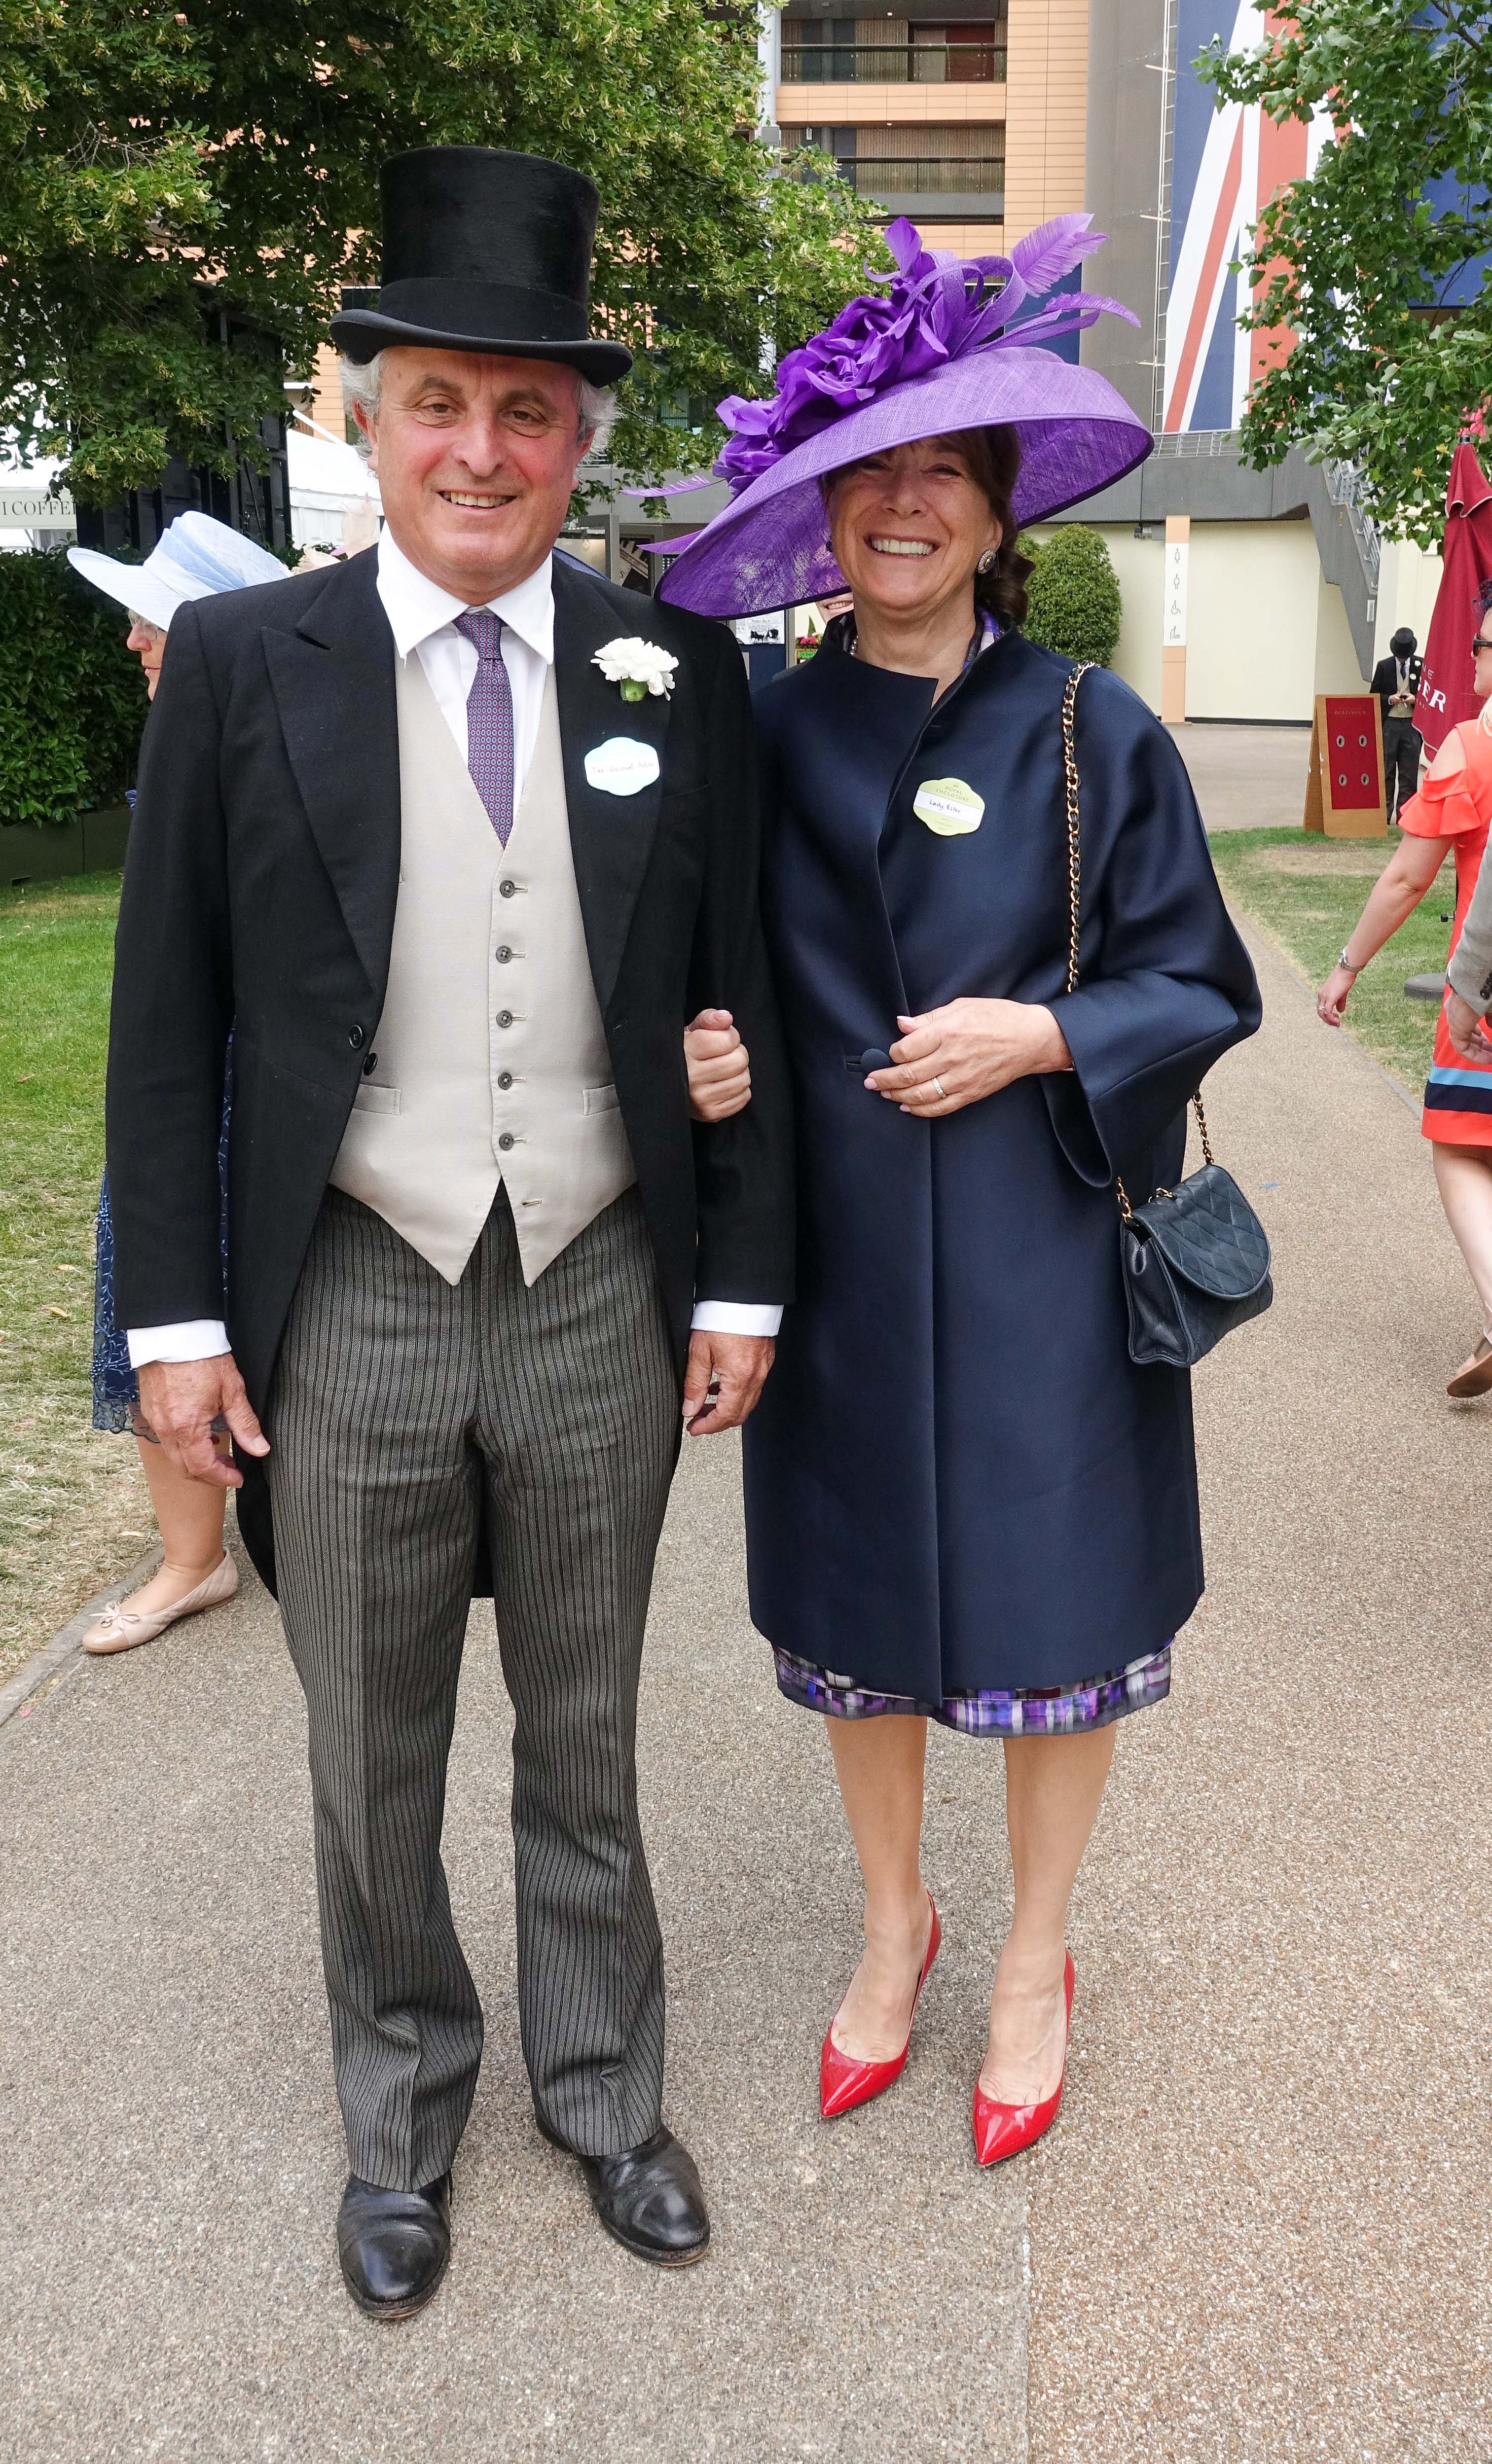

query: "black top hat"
xmin=330 ymin=147 xmax=632 ymax=384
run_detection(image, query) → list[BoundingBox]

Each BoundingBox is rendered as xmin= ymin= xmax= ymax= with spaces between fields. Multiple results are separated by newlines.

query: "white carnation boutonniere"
xmin=593 ymin=636 xmax=679 ymax=703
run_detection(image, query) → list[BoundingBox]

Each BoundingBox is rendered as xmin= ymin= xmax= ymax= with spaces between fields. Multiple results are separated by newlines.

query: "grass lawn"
xmin=0 ymin=871 xmax=153 ymax=1680
xmin=1207 ymin=826 xmax=1454 ymax=1095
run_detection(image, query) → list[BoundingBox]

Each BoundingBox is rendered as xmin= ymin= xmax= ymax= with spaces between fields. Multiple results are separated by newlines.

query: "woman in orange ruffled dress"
xmin=1318 ymin=601 xmax=1492 ymax=1394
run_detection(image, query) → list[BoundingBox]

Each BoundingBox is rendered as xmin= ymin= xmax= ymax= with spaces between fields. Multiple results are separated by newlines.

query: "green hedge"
xmin=0 ymin=549 xmax=149 ymax=825
xmin=1019 ymin=525 xmax=1123 ymax=668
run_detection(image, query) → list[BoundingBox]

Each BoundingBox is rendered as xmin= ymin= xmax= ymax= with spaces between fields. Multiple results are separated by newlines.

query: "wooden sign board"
xmin=1303 ymin=694 xmax=1387 ymax=837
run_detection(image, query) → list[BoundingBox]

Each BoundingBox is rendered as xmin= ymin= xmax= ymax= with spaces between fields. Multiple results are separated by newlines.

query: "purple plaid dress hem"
xmin=772 ymin=1644 xmax=1172 ymax=1736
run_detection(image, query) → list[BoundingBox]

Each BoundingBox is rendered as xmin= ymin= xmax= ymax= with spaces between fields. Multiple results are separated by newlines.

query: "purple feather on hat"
xmin=711 ymin=214 xmax=1135 ymax=499
xmin=658 ymin=215 xmax=1152 ymax=620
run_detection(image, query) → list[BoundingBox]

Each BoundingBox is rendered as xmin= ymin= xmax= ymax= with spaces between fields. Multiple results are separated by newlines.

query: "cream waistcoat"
xmin=329 ymin=652 xmax=635 ymax=1284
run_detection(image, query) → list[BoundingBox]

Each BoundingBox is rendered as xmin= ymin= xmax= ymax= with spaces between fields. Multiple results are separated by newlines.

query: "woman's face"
xmin=126 ymin=614 xmax=168 ymax=698
xmin=827 ymin=438 xmax=1001 ymax=624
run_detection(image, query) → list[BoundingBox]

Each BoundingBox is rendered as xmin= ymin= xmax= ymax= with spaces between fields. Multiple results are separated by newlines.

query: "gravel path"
xmin=1169 ymin=723 xmax=1314 ymax=830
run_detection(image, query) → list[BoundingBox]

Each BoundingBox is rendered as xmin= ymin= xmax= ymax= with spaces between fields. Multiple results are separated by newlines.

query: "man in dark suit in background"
xmin=1372 ymin=625 xmax=1423 ymax=824
xmin=104 ymin=148 xmax=793 ymax=2317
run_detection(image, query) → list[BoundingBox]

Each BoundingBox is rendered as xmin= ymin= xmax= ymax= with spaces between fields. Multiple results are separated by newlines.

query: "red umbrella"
xmin=1413 ymin=439 xmax=1492 ymax=759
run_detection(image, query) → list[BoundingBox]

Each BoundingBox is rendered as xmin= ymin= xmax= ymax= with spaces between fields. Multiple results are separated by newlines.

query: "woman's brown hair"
xmin=944 ymin=424 xmax=1031 ymax=629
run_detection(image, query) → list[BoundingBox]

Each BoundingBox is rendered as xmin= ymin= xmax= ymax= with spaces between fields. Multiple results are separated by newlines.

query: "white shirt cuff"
xmin=126 ymin=1319 xmax=231 ymax=1369
xmin=689 ymin=1301 xmax=783 ymax=1337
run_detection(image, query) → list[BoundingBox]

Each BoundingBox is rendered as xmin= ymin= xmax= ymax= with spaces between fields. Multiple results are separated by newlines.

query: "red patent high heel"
xmin=820 ymin=1896 xmax=941 ymax=2120
xmin=972 ymin=1950 xmax=1075 ymax=2167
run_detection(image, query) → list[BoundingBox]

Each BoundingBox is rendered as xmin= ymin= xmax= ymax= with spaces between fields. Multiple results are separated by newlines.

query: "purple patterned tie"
xmin=454 ymin=608 xmax=515 ymax=845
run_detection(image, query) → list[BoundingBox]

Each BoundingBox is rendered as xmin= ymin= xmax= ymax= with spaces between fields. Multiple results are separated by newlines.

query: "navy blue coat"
xmin=742 ymin=629 xmax=1261 ymax=1699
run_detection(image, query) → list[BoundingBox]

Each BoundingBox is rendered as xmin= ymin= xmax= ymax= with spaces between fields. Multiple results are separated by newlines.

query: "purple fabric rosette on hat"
xmin=657 ymin=214 xmax=1150 ymax=620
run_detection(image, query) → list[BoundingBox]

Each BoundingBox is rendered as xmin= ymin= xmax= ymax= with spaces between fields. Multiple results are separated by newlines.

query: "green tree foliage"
xmin=1201 ymin=1 xmax=1492 ymax=546
xmin=0 ymin=0 xmax=885 ymax=504
xmin=0 ymin=552 xmax=146 ymax=823
xmin=1019 ymin=527 xmax=1123 ymax=667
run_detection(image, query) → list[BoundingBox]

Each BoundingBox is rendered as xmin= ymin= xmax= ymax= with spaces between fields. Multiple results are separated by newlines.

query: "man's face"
xmin=356 ymin=348 xmax=593 ymax=601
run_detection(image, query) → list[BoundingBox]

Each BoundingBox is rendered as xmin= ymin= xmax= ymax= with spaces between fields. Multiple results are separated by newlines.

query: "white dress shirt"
xmin=126 ymin=536 xmax=780 ymax=1366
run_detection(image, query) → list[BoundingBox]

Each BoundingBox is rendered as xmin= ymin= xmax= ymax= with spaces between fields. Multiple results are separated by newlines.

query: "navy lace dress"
xmin=91 ymin=1044 xmax=233 ymax=1431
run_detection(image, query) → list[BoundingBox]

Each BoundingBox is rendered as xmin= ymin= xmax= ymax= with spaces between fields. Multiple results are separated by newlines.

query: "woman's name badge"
xmin=914 ymin=776 xmax=984 ymax=836
xmin=584 ymin=737 xmax=661 ymax=798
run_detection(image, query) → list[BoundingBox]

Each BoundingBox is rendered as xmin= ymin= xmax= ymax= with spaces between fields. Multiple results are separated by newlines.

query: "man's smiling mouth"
xmin=439 ymin=490 xmax=514 ymax=509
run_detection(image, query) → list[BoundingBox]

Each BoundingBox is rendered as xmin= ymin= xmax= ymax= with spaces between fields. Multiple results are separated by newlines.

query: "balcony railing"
xmin=1150 ymin=429 xmax=1240 ymax=458
xmin=781 ymin=42 xmax=1006 ymax=83
xmin=808 ymin=158 xmax=1004 ymax=196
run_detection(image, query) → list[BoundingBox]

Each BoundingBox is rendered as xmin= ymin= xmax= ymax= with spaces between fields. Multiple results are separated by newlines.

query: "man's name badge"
xmin=914 ymin=776 xmax=984 ymax=836
xmin=584 ymin=737 xmax=661 ymax=798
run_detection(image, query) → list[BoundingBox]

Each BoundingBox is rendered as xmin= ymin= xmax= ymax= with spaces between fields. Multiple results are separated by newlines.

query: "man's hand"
xmin=681 ymin=1331 xmax=775 ymax=1437
xmin=1444 ymin=987 xmax=1492 ymax=1064
xmin=136 ymin=1353 xmax=270 ymax=1487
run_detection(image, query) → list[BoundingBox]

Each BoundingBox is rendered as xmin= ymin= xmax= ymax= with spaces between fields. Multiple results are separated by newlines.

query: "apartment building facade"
xmin=768 ymin=0 xmax=1089 ymax=262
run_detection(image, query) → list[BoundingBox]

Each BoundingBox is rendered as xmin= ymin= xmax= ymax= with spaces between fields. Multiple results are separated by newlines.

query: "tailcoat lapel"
xmin=552 ymin=556 xmax=672 ymax=1014
xmin=261 ymin=550 xmax=402 ymax=1006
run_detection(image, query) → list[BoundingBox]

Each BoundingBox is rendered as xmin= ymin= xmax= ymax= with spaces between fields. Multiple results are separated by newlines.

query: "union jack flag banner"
xmin=1162 ymin=2 xmax=1330 ymax=435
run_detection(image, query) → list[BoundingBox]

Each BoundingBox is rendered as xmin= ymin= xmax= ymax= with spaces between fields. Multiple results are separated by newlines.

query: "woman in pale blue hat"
xmin=68 ymin=515 xmax=289 ymax=1652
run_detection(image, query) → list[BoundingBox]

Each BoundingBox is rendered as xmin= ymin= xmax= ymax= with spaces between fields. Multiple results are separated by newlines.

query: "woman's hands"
xmin=1316 ymin=965 xmax=1358 ymax=1027
xmin=867 ymin=997 xmax=1073 ymax=1117
xmin=685 ymin=1008 xmax=752 ymax=1121
xmin=1445 ymin=987 xmax=1492 ymax=1062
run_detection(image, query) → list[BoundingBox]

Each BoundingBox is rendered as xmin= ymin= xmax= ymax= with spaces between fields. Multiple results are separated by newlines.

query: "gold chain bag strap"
xmin=1059 ymin=663 xmax=1272 ymax=1369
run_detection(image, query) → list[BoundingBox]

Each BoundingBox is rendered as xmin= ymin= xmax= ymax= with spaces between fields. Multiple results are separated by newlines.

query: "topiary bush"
xmin=1018 ymin=525 xmax=1123 ymax=667
xmin=0 ymin=549 xmax=148 ymax=825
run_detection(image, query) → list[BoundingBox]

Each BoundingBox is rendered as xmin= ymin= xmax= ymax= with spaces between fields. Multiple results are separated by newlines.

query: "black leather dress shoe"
xmin=336 ymin=2172 xmax=452 ymax=2319
xmin=538 ymin=2119 xmax=710 ymax=2265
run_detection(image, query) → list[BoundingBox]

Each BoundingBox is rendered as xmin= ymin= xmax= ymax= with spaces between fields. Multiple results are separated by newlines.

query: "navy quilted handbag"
xmin=1061 ymin=665 xmax=1273 ymax=1369
xmin=1117 ymin=1122 xmax=1273 ymax=1367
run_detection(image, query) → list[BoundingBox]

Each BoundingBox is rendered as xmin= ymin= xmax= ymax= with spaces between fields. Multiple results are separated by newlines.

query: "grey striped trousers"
xmin=269 ymin=1185 xmax=679 ymax=2188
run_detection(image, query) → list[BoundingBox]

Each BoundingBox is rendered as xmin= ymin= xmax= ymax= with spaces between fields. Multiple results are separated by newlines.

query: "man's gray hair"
xmin=339 ymin=352 xmax=615 ymax=458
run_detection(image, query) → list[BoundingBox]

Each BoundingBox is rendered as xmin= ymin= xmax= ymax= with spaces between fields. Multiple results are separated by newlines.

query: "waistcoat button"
xmin=347 ymin=1024 xmax=365 ymax=1050
xmin=499 ymin=879 xmax=517 ymax=898
xmin=495 ymin=1010 xmax=513 ymax=1028
xmin=362 ymin=1052 xmax=378 ymax=1076
xmin=497 ymin=1132 xmax=516 ymax=1152
xmin=495 ymin=945 xmax=513 ymax=962
xmin=497 ymin=1070 xmax=514 ymax=1090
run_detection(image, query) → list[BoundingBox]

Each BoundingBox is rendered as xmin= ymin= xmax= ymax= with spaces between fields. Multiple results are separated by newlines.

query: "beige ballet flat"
xmin=1447 ymin=1336 xmax=1492 ymax=1399
xmin=81 ymin=1553 xmax=239 ymax=1655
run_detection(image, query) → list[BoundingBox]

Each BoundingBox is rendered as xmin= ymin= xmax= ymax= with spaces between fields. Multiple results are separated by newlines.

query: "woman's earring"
xmin=976 ymin=549 xmax=998 ymax=575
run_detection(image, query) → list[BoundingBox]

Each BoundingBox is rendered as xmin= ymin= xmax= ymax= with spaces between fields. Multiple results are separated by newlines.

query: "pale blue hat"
xmin=68 ymin=511 xmax=284 ymax=633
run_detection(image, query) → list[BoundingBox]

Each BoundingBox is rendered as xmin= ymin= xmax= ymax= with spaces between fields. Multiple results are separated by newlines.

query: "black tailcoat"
xmin=742 ymin=631 xmax=1260 ymax=1698
xmin=106 ymin=549 xmax=794 ymax=1594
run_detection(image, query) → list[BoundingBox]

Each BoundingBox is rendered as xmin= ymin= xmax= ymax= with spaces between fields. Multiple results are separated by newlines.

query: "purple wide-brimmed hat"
xmin=657 ymin=215 xmax=1149 ymax=620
